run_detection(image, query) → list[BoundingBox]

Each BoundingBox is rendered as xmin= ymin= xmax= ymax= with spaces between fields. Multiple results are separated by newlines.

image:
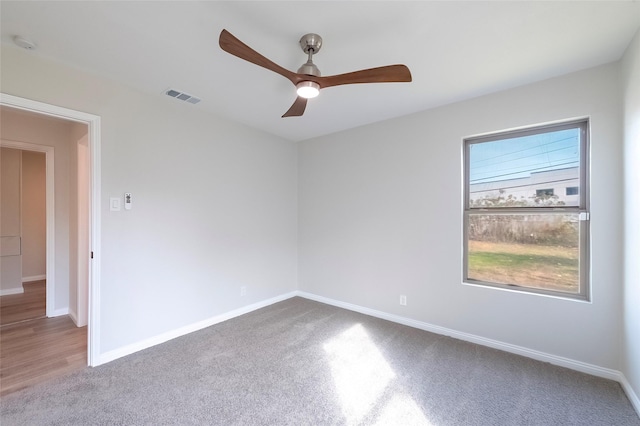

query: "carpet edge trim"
xmin=95 ymin=291 xmax=298 ymax=366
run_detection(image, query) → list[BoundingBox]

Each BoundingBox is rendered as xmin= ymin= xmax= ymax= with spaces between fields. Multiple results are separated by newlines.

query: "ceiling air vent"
xmin=165 ymin=89 xmax=201 ymax=104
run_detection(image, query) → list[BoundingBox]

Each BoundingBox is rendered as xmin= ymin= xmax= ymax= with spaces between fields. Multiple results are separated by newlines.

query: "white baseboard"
xmin=620 ymin=374 xmax=640 ymax=416
xmin=96 ymin=291 xmax=298 ymax=366
xmin=0 ymin=287 xmax=24 ymax=296
xmin=296 ymin=291 xmax=622 ymax=381
xmin=89 ymin=288 xmax=640 ymax=418
xmin=22 ymin=274 xmax=46 ymax=283
xmin=297 ymin=291 xmax=640 ymax=417
xmin=68 ymin=309 xmax=79 ymax=326
xmin=49 ymin=307 xmax=69 ymax=317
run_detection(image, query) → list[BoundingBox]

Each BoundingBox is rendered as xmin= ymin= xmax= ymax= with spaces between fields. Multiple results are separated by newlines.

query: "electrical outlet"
xmin=240 ymin=286 xmax=247 ymax=297
xmin=400 ymin=295 xmax=407 ymax=306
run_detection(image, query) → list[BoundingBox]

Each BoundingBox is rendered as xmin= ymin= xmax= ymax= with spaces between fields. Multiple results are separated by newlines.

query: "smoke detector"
xmin=13 ymin=36 xmax=37 ymax=50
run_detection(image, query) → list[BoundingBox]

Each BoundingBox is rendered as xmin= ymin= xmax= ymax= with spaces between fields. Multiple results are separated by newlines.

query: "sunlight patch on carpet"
xmin=323 ymin=323 xmax=431 ymax=425
xmin=373 ymin=393 xmax=433 ymax=426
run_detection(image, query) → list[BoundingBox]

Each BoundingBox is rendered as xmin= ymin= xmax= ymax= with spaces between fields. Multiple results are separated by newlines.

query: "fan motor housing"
xmin=297 ymin=62 xmax=321 ymax=77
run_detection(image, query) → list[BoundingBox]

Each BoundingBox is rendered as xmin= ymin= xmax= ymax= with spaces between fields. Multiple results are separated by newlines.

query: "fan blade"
xmin=282 ymin=97 xmax=308 ymax=117
xmin=316 ymin=65 xmax=412 ymax=89
xmin=219 ymin=29 xmax=299 ymax=86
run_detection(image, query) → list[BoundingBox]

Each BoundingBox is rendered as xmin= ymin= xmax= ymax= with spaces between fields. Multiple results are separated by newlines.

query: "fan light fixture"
xmin=296 ymin=81 xmax=320 ymax=99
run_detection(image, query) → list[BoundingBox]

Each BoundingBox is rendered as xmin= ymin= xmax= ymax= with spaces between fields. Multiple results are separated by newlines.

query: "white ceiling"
xmin=1 ymin=1 xmax=639 ymax=142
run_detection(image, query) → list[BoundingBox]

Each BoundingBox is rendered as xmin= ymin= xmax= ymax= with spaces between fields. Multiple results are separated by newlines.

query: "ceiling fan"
xmin=219 ymin=29 xmax=412 ymax=118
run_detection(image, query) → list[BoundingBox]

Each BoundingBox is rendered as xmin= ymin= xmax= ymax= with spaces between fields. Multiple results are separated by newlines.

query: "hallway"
xmin=0 ymin=282 xmax=87 ymax=396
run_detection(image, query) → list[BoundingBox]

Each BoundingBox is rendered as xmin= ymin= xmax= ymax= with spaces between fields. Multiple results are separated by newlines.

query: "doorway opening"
xmin=0 ymin=93 xmax=101 ymax=367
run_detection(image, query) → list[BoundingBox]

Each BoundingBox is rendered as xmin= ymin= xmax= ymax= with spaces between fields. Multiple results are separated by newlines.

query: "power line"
xmin=470 ymin=134 xmax=578 ymax=165
xmin=470 ymin=156 xmax=579 ymax=180
xmin=469 ymin=177 xmax=578 ymax=194
xmin=471 ymin=144 xmax=578 ymax=170
xmin=470 ymin=161 xmax=579 ymax=184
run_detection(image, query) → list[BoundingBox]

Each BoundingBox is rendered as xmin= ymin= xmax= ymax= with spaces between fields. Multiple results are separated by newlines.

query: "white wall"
xmin=622 ymin=28 xmax=640 ymax=407
xmin=299 ymin=63 xmax=623 ymax=369
xmin=1 ymin=45 xmax=298 ymax=355
xmin=21 ymin=150 xmax=46 ymax=280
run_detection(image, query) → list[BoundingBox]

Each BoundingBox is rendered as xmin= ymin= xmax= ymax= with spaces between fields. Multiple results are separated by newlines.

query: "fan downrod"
xmin=297 ymin=33 xmax=323 ymax=77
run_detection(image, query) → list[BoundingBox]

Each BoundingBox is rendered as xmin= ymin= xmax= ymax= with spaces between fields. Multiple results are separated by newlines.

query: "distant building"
xmin=470 ymin=167 xmax=579 ymax=207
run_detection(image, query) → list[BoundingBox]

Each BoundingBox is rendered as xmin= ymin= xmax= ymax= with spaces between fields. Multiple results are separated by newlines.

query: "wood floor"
xmin=0 ymin=280 xmax=46 ymax=325
xmin=0 ymin=281 xmax=87 ymax=396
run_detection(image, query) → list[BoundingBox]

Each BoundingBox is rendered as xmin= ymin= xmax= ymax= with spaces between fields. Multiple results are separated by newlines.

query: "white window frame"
xmin=463 ymin=119 xmax=590 ymax=301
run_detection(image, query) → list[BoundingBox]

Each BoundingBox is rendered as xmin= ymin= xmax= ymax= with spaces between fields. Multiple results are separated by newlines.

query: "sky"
xmin=469 ymin=128 xmax=580 ymax=184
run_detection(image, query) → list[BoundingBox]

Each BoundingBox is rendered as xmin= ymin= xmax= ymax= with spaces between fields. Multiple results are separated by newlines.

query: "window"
xmin=463 ymin=120 xmax=589 ymax=300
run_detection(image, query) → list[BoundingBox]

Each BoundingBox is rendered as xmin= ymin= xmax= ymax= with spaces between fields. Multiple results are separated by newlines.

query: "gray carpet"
xmin=1 ymin=297 xmax=638 ymax=425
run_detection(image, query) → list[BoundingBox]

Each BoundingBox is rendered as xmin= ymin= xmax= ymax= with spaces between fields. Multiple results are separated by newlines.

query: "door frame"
xmin=1 ymin=93 xmax=101 ymax=367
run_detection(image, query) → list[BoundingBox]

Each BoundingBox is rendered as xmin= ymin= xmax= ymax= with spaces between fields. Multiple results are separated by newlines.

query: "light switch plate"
xmin=110 ymin=197 xmax=121 ymax=211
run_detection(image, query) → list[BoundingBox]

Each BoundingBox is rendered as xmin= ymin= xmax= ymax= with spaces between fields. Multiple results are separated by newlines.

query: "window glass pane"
xmin=467 ymin=213 xmax=579 ymax=294
xmin=469 ymin=128 xmax=580 ymax=208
